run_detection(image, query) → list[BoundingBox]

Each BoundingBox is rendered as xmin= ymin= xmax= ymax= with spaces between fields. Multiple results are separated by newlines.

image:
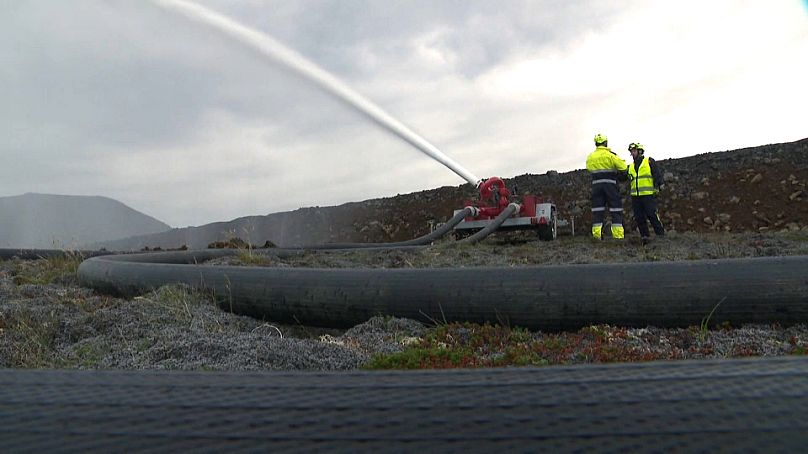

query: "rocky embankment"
xmin=93 ymin=138 xmax=808 ymax=250
xmin=276 ymin=137 xmax=808 ymax=244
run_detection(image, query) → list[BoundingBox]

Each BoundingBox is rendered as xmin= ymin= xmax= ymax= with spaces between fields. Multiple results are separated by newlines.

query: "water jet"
xmin=149 ymin=0 xmax=482 ymax=187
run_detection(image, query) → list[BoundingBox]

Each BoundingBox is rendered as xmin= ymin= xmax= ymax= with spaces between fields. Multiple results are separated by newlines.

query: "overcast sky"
xmin=2 ymin=1 xmax=807 ymax=227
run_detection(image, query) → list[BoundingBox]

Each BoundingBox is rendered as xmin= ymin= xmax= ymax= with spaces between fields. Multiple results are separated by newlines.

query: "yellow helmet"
xmin=629 ymin=142 xmax=645 ymax=153
xmin=594 ymin=133 xmax=608 ymax=145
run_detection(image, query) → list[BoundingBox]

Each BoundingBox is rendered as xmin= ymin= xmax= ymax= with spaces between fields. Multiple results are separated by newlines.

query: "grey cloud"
xmin=0 ymin=2 xmax=363 ymax=160
xmin=0 ymin=0 xmax=634 ymax=227
xmin=202 ymin=0 xmax=625 ymax=78
xmin=1 ymin=0 xmax=619 ymax=161
xmin=1 ymin=3 xmax=218 ymax=150
xmin=5 ymin=0 xmax=795 ymax=228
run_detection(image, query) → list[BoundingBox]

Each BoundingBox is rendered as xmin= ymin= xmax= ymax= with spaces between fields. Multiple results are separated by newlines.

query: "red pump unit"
xmin=453 ymin=177 xmax=558 ymax=241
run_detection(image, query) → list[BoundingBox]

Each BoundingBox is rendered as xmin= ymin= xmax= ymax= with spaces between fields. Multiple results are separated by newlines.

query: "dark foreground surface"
xmin=2 ymin=356 xmax=807 ymax=452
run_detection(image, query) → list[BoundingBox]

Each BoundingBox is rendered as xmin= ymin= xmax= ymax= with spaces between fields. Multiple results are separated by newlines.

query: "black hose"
xmin=459 ymin=203 xmax=519 ymax=244
xmin=297 ymin=206 xmax=474 ymax=249
xmin=2 ymin=207 xmax=470 ymax=263
xmin=2 ymin=357 xmax=807 ymax=450
xmin=78 ymin=253 xmax=808 ymax=330
xmin=0 ymin=249 xmax=116 ymax=261
xmin=2 ymin=206 xmax=470 ymax=262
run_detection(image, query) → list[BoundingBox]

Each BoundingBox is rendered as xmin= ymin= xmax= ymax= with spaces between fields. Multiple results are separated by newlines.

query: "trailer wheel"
xmin=537 ymin=209 xmax=557 ymax=241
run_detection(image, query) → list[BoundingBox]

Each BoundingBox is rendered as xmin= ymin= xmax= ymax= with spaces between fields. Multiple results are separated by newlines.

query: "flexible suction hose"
xmin=2 ymin=357 xmax=807 ymax=449
xmin=298 ymin=206 xmax=475 ymax=249
xmin=459 ymin=203 xmax=519 ymax=244
xmin=78 ymin=253 xmax=808 ymax=330
xmin=0 ymin=249 xmax=116 ymax=261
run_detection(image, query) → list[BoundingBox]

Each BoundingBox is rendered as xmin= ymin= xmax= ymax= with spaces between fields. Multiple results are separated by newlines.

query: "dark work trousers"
xmin=591 ymin=182 xmax=623 ymax=229
xmin=631 ymin=195 xmax=665 ymax=238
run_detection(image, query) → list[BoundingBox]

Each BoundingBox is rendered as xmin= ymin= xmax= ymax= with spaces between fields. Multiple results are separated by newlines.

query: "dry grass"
xmin=7 ymin=252 xmax=84 ymax=286
xmin=214 ymin=231 xmax=808 ymax=269
xmin=3 ymin=231 xmax=808 ymax=370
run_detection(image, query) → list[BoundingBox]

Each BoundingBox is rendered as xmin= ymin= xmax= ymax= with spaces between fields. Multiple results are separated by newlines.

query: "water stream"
xmin=149 ymin=0 xmax=482 ymax=187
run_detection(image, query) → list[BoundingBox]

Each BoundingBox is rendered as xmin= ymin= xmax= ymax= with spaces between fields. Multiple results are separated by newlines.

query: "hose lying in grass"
xmin=293 ymin=205 xmax=476 ymax=249
xmin=77 ymin=252 xmax=808 ymax=330
xmin=0 ymin=249 xmax=116 ymax=261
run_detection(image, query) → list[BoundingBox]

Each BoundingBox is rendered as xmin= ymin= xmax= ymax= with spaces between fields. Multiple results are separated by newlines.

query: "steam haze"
xmin=2 ymin=1 xmax=806 ymax=227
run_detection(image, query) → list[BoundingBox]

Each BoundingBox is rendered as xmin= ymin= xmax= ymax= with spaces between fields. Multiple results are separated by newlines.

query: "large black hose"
xmin=78 ymin=252 xmax=808 ymax=330
xmin=2 ymin=357 xmax=807 ymax=450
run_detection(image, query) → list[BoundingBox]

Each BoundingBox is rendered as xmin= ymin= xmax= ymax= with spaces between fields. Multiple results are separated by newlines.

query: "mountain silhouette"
xmin=0 ymin=193 xmax=170 ymax=249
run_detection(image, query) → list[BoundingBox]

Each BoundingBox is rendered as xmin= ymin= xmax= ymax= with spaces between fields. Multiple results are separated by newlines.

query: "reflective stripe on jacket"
xmin=628 ymin=156 xmax=657 ymax=196
xmin=586 ymin=146 xmax=627 ymax=185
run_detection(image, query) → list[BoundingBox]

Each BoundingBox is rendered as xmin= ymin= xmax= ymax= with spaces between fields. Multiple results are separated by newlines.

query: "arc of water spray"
xmin=149 ymin=0 xmax=482 ymax=187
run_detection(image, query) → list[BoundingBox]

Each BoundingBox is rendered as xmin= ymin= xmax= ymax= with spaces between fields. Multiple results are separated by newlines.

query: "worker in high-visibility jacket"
xmin=627 ymin=142 xmax=665 ymax=244
xmin=586 ymin=133 xmax=627 ymax=240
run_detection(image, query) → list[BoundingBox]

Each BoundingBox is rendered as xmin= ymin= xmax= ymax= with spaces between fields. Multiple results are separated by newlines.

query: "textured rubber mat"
xmin=1 ymin=357 xmax=807 ymax=452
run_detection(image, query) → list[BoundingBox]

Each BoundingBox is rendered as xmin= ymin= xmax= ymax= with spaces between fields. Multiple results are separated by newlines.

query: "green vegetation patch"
xmin=134 ymin=284 xmax=222 ymax=326
xmin=9 ymin=253 xmax=84 ymax=286
xmin=365 ymin=323 xmax=684 ymax=369
xmin=58 ymin=340 xmax=117 ymax=369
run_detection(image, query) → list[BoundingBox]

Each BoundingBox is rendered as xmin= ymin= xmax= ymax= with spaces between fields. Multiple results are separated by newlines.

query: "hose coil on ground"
xmin=77 ymin=252 xmax=808 ymax=330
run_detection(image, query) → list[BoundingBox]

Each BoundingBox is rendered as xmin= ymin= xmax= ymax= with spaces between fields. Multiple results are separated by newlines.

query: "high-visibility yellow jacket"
xmin=628 ymin=156 xmax=658 ymax=197
xmin=586 ymin=146 xmax=627 ymax=185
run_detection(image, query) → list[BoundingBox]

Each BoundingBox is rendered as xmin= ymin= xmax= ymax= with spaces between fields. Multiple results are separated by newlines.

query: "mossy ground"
xmin=364 ymin=322 xmax=808 ymax=370
xmin=2 ymin=231 xmax=808 ymax=370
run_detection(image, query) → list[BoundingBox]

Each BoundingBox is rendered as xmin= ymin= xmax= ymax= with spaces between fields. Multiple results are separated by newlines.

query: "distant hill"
xmin=0 ymin=193 xmax=171 ymax=249
xmin=92 ymin=137 xmax=808 ymax=251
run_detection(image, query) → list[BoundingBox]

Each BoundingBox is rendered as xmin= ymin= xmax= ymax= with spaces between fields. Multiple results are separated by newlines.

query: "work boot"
xmin=641 ymin=237 xmax=651 ymax=246
xmin=592 ymin=225 xmax=603 ymax=241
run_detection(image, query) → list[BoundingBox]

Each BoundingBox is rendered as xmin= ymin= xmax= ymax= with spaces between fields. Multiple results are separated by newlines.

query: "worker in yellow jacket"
xmin=586 ymin=133 xmax=627 ymax=240
xmin=627 ymin=142 xmax=665 ymax=244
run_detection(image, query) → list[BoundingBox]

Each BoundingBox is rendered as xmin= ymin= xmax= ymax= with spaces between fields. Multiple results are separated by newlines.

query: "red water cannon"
xmin=475 ymin=177 xmax=512 ymax=218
